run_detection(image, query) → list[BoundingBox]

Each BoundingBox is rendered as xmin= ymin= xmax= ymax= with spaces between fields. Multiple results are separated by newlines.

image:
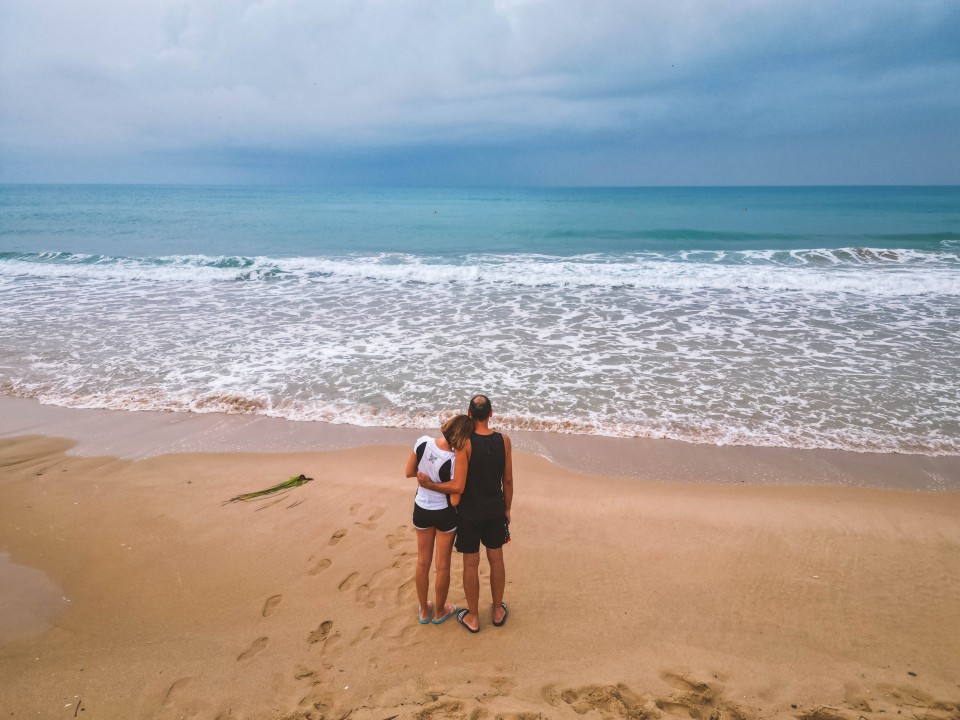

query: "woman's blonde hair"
xmin=441 ymin=414 xmax=475 ymax=451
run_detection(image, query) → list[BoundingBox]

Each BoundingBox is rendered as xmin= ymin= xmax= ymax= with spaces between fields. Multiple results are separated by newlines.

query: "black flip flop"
xmin=457 ymin=608 xmax=479 ymax=633
xmin=493 ymin=601 xmax=508 ymax=627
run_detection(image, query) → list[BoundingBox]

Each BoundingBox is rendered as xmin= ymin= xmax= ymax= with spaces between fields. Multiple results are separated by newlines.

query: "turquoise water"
xmin=2 ymin=185 xmax=959 ymax=453
xmin=4 ymin=185 xmax=959 ymax=256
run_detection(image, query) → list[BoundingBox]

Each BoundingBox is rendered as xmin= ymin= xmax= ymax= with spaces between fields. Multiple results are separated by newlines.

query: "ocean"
xmin=1 ymin=185 xmax=958 ymax=455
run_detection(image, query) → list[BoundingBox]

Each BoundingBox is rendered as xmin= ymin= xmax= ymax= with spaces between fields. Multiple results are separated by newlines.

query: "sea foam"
xmin=1 ymin=250 xmax=958 ymax=296
xmin=2 ymin=247 xmax=958 ymax=455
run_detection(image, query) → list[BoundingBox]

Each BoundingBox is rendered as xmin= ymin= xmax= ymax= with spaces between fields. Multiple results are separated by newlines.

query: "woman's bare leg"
xmin=415 ymin=528 xmax=436 ymax=620
xmin=433 ymin=528 xmax=456 ymax=617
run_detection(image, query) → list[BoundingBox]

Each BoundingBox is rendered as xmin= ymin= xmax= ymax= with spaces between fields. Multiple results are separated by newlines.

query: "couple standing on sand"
xmin=404 ymin=395 xmax=514 ymax=633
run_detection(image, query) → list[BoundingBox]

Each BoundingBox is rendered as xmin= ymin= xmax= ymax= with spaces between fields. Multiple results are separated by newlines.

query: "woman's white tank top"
xmin=413 ymin=436 xmax=455 ymax=511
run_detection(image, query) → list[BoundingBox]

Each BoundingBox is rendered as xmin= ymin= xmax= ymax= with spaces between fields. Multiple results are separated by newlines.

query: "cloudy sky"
xmin=1 ymin=0 xmax=958 ymax=185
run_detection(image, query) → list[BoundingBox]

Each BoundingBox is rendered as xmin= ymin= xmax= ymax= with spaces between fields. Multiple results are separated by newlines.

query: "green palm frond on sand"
xmin=225 ymin=474 xmax=313 ymax=504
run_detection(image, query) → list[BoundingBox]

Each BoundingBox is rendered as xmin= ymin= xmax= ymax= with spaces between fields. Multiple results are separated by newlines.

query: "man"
xmin=418 ymin=394 xmax=513 ymax=632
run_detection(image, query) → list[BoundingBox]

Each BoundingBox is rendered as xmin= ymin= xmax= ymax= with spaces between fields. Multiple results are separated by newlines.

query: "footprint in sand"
xmin=541 ymin=684 xmax=561 ymax=706
xmin=354 ymin=507 xmax=387 ymax=530
xmin=294 ymin=666 xmax=316 ymax=680
xmin=307 ymin=620 xmax=334 ymax=644
xmin=356 ymin=583 xmax=374 ymax=607
xmin=237 ymin=636 xmax=269 ymax=661
xmin=349 ymin=625 xmax=374 ymax=647
xmin=558 ymin=684 xmax=647 ymax=718
xmin=262 ymin=595 xmax=282 ymax=617
xmin=398 ymin=624 xmax=419 ymax=641
xmin=308 ymin=558 xmax=332 ymax=575
xmin=354 ymin=566 xmax=394 ymax=607
xmin=339 ymin=572 xmax=359 ymax=592
xmin=329 ymin=529 xmax=347 ymax=545
xmin=490 ymin=675 xmax=516 ymax=695
xmin=660 ymin=671 xmax=712 ymax=694
xmin=391 ymin=549 xmax=416 ymax=569
xmin=386 ymin=525 xmax=410 ymax=549
xmin=349 ymin=503 xmax=362 ymax=516
xmin=162 ymin=677 xmax=197 ymax=706
xmin=396 ymin=578 xmax=416 ymax=604
xmin=654 ymin=671 xmax=743 ymax=720
xmin=411 ymin=699 xmax=464 ymax=720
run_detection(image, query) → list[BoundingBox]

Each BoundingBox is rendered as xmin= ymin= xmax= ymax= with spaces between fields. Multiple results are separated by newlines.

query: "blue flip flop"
xmin=418 ymin=602 xmax=433 ymax=624
xmin=432 ymin=604 xmax=458 ymax=624
xmin=493 ymin=601 xmax=508 ymax=627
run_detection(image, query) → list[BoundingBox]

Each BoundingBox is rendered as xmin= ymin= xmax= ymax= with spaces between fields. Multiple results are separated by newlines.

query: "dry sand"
xmin=1 ymin=415 xmax=960 ymax=719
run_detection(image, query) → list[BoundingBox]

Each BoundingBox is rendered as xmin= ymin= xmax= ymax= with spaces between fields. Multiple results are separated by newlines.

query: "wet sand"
xmin=2 ymin=395 xmax=958 ymax=491
xmin=1 ymin=402 xmax=959 ymax=719
xmin=0 ymin=551 xmax=68 ymax=645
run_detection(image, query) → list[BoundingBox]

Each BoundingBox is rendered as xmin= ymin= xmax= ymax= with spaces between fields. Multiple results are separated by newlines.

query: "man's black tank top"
xmin=460 ymin=431 xmax=506 ymax=521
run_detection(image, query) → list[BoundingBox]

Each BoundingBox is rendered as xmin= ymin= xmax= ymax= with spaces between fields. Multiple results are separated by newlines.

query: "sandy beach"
xmin=1 ymin=403 xmax=959 ymax=720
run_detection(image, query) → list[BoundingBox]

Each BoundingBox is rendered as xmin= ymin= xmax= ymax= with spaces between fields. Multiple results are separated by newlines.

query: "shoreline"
xmin=2 ymin=394 xmax=958 ymax=492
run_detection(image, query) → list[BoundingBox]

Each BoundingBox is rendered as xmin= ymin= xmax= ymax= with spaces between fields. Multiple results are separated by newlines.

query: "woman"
xmin=405 ymin=414 xmax=473 ymax=624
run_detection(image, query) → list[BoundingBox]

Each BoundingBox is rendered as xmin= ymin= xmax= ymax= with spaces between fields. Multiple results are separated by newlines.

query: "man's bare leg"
xmin=461 ymin=552 xmax=481 ymax=631
xmin=487 ymin=546 xmax=506 ymax=624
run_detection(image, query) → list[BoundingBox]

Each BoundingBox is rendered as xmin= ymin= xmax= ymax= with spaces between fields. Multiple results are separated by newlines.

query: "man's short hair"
xmin=469 ymin=395 xmax=492 ymax=422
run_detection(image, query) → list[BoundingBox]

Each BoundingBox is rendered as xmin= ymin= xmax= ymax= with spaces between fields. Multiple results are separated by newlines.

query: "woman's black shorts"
xmin=412 ymin=503 xmax=457 ymax=533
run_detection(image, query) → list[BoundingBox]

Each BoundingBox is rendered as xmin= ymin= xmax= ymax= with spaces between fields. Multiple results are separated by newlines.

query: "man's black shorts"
xmin=412 ymin=503 xmax=457 ymax=533
xmin=455 ymin=514 xmax=508 ymax=553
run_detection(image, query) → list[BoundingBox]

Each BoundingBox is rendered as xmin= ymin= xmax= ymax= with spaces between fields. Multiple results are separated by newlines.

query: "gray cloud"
xmin=1 ymin=0 xmax=958 ymax=183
